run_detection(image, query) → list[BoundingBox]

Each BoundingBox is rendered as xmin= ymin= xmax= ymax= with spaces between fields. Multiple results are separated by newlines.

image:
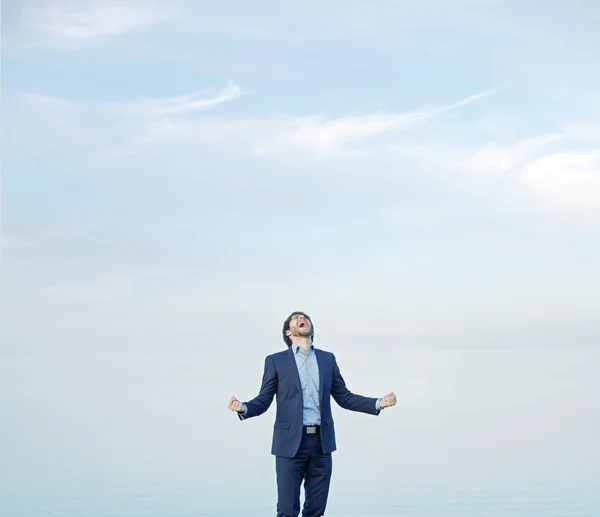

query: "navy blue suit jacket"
xmin=240 ymin=347 xmax=380 ymax=458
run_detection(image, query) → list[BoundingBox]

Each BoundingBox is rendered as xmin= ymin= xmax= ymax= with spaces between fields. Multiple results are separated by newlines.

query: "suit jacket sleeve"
xmin=239 ymin=355 xmax=277 ymax=420
xmin=331 ymin=353 xmax=380 ymax=415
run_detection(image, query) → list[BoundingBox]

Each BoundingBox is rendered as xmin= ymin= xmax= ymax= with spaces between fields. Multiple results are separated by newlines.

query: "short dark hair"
xmin=282 ymin=311 xmax=314 ymax=348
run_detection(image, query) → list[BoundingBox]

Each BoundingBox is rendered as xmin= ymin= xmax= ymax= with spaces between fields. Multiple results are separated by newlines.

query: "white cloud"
xmin=10 ymin=83 xmax=243 ymax=161
xmin=110 ymin=82 xmax=244 ymax=116
xmin=11 ymin=85 xmax=500 ymax=164
xmin=520 ymin=151 xmax=600 ymax=213
xmin=20 ymin=0 xmax=175 ymax=44
xmin=19 ymin=81 xmax=243 ymax=117
xmin=10 ymin=84 xmax=600 ymax=217
xmin=145 ymin=87 xmax=502 ymax=161
xmin=453 ymin=125 xmax=600 ymax=214
xmin=455 ymin=132 xmax=567 ymax=175
xmin=288 ymin=87 xmax=502 ymax=153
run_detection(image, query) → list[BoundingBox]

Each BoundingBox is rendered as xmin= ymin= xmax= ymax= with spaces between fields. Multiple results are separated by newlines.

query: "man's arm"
xmin=330 ymin=354 xmax=381 ymax=415
xmin=236 ymin=355 xmax=278 ymax=420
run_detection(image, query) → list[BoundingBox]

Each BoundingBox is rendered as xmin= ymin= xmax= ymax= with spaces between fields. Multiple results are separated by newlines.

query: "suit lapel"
xmin=315 ymin=348 xmax=326 ymax=406
xmin=287 ymin=347 xmax=302 ymax=394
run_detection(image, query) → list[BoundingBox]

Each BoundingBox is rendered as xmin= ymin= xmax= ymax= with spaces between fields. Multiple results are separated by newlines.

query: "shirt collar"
xmin=292 ymin=343 xmax=314 ymax=354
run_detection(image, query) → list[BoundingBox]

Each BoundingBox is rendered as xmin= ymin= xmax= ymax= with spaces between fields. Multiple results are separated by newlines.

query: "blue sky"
xmin=2 ymin=1 xmax=600 ymax=513
xmin=2 ymin=0 xmax=599 ymax=340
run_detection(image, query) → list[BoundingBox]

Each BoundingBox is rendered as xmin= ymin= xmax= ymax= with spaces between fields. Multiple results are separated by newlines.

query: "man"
xmin=228 ymin=311 xmax=396 ymax=517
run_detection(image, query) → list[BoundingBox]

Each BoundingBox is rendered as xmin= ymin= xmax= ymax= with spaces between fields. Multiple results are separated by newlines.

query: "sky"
xmin=1 ymin=0 xmax=600 ymax=515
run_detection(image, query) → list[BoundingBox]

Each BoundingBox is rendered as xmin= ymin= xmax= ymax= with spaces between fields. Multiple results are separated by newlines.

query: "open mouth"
xmin=298 ymin=321 xmax=307 ymax=329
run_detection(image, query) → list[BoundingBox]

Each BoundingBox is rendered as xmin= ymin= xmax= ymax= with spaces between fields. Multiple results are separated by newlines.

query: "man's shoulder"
xmin=265 ymin=349 xmax=289 ymax=361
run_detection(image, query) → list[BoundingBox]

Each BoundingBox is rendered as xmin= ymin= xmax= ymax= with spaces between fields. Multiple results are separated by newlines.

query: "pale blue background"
xmin=1 ymin=1 xmax=599 ymax=515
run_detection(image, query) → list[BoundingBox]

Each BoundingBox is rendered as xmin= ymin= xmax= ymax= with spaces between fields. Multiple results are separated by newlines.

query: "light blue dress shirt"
xmin=240 ymin=344 xmax=382 ymax=421
xmin=292 ymin=343 xmax=322 ymax=426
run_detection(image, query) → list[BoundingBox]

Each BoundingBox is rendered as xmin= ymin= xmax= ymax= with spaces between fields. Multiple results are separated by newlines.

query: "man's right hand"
xmin=229 ymin=396 xmax=245 ymax=413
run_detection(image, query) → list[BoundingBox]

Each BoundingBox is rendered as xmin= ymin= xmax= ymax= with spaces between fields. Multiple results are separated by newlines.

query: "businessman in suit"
xmin=228 ymin=311 xmax=396 ymax=517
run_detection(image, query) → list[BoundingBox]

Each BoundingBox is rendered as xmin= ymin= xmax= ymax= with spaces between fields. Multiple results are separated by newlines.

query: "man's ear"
xmin=285 ymin=329 xmax=291 ymax=337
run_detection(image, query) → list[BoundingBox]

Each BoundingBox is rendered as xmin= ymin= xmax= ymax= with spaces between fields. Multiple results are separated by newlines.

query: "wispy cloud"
xmin=10 ymin=84 xmax=600 ymax=217
xmin=12 ymin=85 xmax=497 ymax=161
xmin=148 ymin=87 xmax=504 ymax=160
xmin=20 ymin=0 xmax=175 ymax=44
xmin=20 ymin=81 xmax=243 ymax=116
xmin=113 ymin=82 xmax=244 ymax=116
xmin=455 ymin=132 xmax=568 ymax=176
xmin=288 ymin=87 xmax=503 ymax=153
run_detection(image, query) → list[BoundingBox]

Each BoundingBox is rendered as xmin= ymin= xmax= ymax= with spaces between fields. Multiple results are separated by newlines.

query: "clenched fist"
xmin=229 ymin=396 xmax=245 ymax=413
xmin=380 ymin=392 xmax=397 ymax=408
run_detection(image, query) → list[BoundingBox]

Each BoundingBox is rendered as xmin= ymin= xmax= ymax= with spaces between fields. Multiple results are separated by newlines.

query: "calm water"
xmin=3 ymin=481 xmax=599 ymax=516
xmin=3 ymin=349 xmax=599 ymax=516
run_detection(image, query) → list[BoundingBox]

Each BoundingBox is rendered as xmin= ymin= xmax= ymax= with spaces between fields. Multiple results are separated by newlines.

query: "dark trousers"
xmin=275 ymin=430 xmax=333 ymax=517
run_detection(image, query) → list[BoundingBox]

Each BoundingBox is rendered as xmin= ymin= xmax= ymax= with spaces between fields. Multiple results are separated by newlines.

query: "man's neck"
xmin=292 ymin=338 xmax=312 ymax=355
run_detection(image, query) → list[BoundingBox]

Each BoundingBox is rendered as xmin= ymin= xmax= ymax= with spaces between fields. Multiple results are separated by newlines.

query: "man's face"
xmin=286 ymin=313 xmax=312 ymax=340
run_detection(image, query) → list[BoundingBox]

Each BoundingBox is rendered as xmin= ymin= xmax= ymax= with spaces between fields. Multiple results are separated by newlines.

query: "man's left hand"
xmin=380 ymin=392 xmax=397 ymax=408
